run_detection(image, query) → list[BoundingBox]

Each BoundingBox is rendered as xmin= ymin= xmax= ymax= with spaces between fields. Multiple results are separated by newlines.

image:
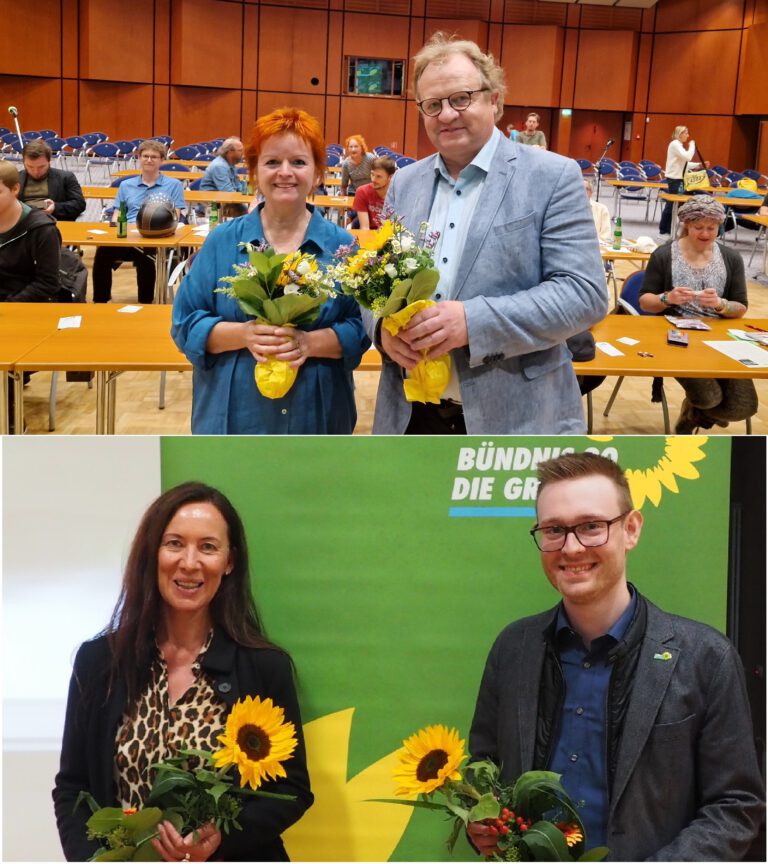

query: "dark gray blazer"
xmin=469 ymin=594 xmax=765 ymax=861
xmin=18 ymin=166 xmax=86 ymax=221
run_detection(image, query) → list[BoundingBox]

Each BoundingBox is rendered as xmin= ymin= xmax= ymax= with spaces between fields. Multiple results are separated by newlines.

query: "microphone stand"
xmin=595 ymin=140 xmax=613 ymax=202
xmin=8 ymin=108 xmax=23 ymax=149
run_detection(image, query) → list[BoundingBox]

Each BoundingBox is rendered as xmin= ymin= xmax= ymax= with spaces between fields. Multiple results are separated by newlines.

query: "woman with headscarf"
xmin=639 ymin=195 xmax=757 ymax=433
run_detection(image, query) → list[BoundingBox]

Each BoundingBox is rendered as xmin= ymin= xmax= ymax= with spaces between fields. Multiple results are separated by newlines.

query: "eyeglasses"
xmin=530 ymin=512 xmax=631 ymax=552
xmin=416 ymin=89 xmax=489 ymax=117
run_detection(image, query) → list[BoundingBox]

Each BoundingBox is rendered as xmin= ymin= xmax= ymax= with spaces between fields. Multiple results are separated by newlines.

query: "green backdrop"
xmin=160 ymin=435 xmax=731 ymax=861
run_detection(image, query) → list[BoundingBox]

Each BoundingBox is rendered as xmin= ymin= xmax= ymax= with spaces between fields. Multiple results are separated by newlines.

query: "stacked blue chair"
xmin=85 ymin=142 xmax=120 ymax=183
xmin=174 ymin=145 xmax=203 ymax=160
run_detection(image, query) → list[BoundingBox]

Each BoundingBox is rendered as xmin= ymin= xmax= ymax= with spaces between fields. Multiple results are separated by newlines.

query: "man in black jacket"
xmin=19 ymin=139 xmax=86 ymax=222
xmin=468 ymin=451 xmax=764 ymax=861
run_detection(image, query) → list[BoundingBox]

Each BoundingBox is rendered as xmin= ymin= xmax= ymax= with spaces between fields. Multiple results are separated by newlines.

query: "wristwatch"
xmin=660 ymin=292 xmax=671 ymax=306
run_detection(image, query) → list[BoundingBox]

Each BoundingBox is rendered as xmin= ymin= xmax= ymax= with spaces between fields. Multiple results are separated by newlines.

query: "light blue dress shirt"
xmin=112 ymin=173 xmax=186 ymax=222
xmin=200 ymin=156 xmax=240 ymax=192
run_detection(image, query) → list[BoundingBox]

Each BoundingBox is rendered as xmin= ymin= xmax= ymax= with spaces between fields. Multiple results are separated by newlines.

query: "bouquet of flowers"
xmin=217 ymin=242 xmax=336 ymax=399
xmin=386 ymin=724 xmax=608 ymax=862
xmin=75 ymin=696 xmax=298 ymax=861
xmin=330 ymin=216 xmax=450 ymax=404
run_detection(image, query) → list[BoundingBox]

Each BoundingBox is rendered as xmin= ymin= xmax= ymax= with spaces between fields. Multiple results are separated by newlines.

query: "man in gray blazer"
xmin=468 ymin=452 xmax=764 ymax=861
xmin=369 ymin=34 xmax=608 ymax=434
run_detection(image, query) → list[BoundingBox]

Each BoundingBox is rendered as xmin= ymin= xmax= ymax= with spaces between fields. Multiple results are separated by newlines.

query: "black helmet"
xmin=136 ymin=195 xmax=178 ymax=238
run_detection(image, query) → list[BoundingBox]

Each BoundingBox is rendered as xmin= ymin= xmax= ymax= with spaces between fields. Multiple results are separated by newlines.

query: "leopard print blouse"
xmin=113 ymin=632 xmax=228 ymax=809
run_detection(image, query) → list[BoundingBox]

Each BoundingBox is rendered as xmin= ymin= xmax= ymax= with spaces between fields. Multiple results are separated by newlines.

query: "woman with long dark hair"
xmin=53 ymin=482 xmax=312 ymax=861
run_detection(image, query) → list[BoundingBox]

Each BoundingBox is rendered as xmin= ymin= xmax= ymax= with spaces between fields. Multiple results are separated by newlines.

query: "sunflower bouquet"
xmin=76 ymin=696 xmax=298 ymax=861
xmin=330 ymin=215 xmax=450 ymax=404
xmin=387 ymin=724 xmax=608 ymax=862
xmin=217 ymin=242 xmax=336 ymax=399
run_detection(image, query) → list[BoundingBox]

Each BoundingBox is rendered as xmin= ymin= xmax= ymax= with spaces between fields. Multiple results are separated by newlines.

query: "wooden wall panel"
xmin=644 ymin=114 xmax=735 ymax=170
xmin=154 ymin=85 xmax=171 ymax=138
xmin=632 ymin=33 xmax=653 ymax=113
xmin=423 ymin=19 xmax=488 ymax=48
xmin=648 ymin=31 xmax=741 ymax=115
xmin=729 ymin=117 xmax=760 ymax=170
xmin=0 ymin=0 xmax=61 ymax=77
xmin=501 ymin=25 xmax=563 ymax=108
xmin=62 ymin=0 xmax=80 ymax=79
xmin=339 ymin=97 xmax=407 ymax=153
xmin=154 ymin=0 xmax=172 ymax=86
xmin=80 ymin=0 xmax=155 ymax=83
xmin=170 ymin=87 xmax=242 ymax=143
xmin=324 ymin=96 xmax=342 ymax=147
xmin=756 ymin=121 xmax=768 ymax=175
xmin=256 ymin=92 xmax=328 ymax=125
xmin=654 ymin=0 xmax=744 ymax=31
xmin=563 ymin=111 xmax=624 ymax=165
xmin=240 ymin=90 xmax=258 ymax=140
xmin=242 ymin=4 xmax=260 ymax=90
xmin=172 ymin=0 xmax=243 ymax=89
xmin=258 ymin=8 xmax=329 ymax=94
xmin=326 ymin=11 xmax=344 ymax=97
xmin=736 ymin=22 xmax=768 ymax=114
xmin=62 ymin=78 xmax=79 ymax=138
xmin=574 ymin=31 xmax=637 ymax=112
xmin=342 ymin=12 xmax=411 ymax=58
xmin=79 ymin=81 xmax=154 ymax=139
xmin=0 ymin=76 xmax=62 ymax=135
xmin=557 ymin=27 xmax=579 ymax=108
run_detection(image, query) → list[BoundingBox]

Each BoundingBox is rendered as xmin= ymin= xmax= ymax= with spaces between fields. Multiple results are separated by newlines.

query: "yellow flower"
xmin=360 ymin=220 xmax=394 ymax=251
xmin=346 ymin=249 xmax=372 ymax=276
xmin=392 ymin=724 xmax=465 ymax=796
xmin=213 ymin=695 xmax=298 ymax=790
xmin=277 ymin=252 xmax=318 ymax=287
xmin=557 ymin=823 xmax=584 ymax=848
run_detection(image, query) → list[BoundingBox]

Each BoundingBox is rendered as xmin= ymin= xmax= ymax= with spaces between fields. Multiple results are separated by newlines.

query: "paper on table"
xmin=617 ymin=337 xmax=640 ymax=346
xmin=58 ymin=316 xmax=82 ymax=329
xmin=703 ymin=340 xmax=768 ymax=368
xmin=87 ymin=229 xmax=108 ymax=235
xmin=118 ymin=305 xmax=143 ymax=314
xmin=596 ymin=341 xmax=625 ymax=357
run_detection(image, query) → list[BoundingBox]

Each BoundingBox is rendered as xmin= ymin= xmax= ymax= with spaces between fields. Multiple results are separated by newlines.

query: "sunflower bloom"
xmin=213 ymin=696 xmax=298 ymax=790
xmin=360 ymin=220 xmax=394 ymax=251
xmin=393 ymin=724 xmax=466 ymax=796
xmin=557 ymin=823 xmax=584 ymax=848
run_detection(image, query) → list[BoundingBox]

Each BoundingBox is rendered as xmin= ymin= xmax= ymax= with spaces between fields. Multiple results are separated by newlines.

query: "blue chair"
xmin=576 ymin=158 xmax=595 ymax=177
xmin=196 ymin=153 xmax=216 ymax=162
xmin=0 ymin=127 xmax=9 ymax=135
xmin=46 ymin=136 xmax=68 ymax=165
xmin=174 ymin=144 xmax=202 ymax=160
xmin=710 ymin=164 xmax=730 ymax=177
xmin=160 ymin=162 xmax=191 ymax=173
xmin=85 ymin=142 xmax=120 ymax=182
xmin=189 ymin=178 xmax=203 ymax=190
xmin=722 ymin=187 xmax=763 ymax=241
xmin=614 ymin=167 xmax=649 ymax=218
xmin=326 ymin=152 xmax=340 ymax=167
xmin=22 ymin=131 xmax=42 ymax=140
xmin=64 ymin=135 xmax=88 ymax=164
xmin=603 ymin=271 xmax=671 ymax=432
xmin=326 ymin=144 xmax=343 ymax=154
xmin=38 ymin=129 xmax=58 ymax=139
xmin=396 ymin=155 xmax=415 ymax=168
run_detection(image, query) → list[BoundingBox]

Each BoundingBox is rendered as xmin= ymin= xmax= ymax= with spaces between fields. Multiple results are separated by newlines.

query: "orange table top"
xmin=58 ymin=221 xmax=194 ymax=248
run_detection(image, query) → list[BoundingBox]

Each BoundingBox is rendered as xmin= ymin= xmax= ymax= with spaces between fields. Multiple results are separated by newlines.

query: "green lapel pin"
xmin=653 ymin=651 xmax=673 ymax=661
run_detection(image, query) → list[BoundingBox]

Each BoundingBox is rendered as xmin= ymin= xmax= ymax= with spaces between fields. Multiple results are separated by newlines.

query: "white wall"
xmin=2 ymin=437 xmax=162 ymax=862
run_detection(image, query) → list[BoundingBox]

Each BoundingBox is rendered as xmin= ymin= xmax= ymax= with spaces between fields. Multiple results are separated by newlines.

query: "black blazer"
xmin=52 ymin=628 xmax=313 ymax=861
xmin=19 ymin=166 xmax=86 ymax=221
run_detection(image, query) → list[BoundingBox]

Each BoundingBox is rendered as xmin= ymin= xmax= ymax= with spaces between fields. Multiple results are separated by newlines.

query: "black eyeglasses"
xmin=416 ymin=89 xmax=489 ymax=117
xmin=530 ymin=512 xmax=631 ymax=552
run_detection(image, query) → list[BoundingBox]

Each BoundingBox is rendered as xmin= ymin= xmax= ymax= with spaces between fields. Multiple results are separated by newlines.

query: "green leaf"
xmin=261 ymin=298 xmax=284 ymax=324
xmin=250 ymin=252 xmax=275 ymax=275
xmin=379 ymin=279 xmax=412 ymax=317
xmin=93 ymin=846 xmax=137 ymax=861
xmin=577 ymin=847 xmax=610 ymax=861
xmin=174 ymin=748 xmax=216 ymax=765
xmin=132 ymin=840 xmax=163 ymax=861
xmin=238 ymin=298 xmax=265 ymax=319
xmin=86 ymin=808 xmax=126 ymax=834
xmin=519 ymin=820 xmax=571 ymax=861
xmin=446 ymin=815 xmax=465 ymax=853
xmin=206 ymin=783 xmax=229 ymax=804
xmin=467 ymin=792 xmax=500 ymax=823
xmin=145 ymin=771 xmax=197 ymax=804
xmin=124 ymin=808 xmax=164 ymax=834
xmin=73 ymin=790 xmax=102 ymax=816
xmin=408 ymin=268 xmax=440 ymax=303
xmin=367 ymin=797 xmax=450 ymax=812
xmin=273 ymin=293 xmax=325 ymax=323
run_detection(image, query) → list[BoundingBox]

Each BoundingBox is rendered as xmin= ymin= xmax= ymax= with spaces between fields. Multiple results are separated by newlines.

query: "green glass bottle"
xmin=209 ymin=202 xmax=219 ymax=230
xmin=612 ymin=216 xmax=622 ymax=251
xmin=116 ymin=201 xmax=128 ymax=239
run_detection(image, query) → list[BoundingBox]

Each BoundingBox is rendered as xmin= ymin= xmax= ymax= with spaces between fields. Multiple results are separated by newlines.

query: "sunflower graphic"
xmin=213 ymin=695 xmax=298 ymax=790
xmin=393 ymin=724 xmax=466 ymax=796
xmin=623 ymin=435 xmax=709 ymax=508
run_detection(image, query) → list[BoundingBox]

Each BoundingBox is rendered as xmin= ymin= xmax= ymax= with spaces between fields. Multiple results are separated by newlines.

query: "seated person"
xmin=516 ymin=113 xmax=547 ymax=149
xmin=353 ymin=156 xmax=396 ymax=229
xmin=340 ymin=134 xmax=375 ymax=195
xmin=19 ymin=139 xmax=85 ymax=222
xmin=200 ymin=137 xmax=247 ymax=218
xmin=93 ymin=139 xmax=185 ymax=304
xmin=0 ymin=160 xmax=61 ymax=302
xmin=584 ymin=178 xmax=611 ymax=243
xmin=639 ymin=195 xmax=757 ymax=433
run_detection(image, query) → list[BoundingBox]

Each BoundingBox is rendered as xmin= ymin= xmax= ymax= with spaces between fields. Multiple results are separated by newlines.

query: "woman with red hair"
xmin=340 ymin=134 xmax=375 ymax=195
xmin=172 ymin=108 xmax=369 ymax=434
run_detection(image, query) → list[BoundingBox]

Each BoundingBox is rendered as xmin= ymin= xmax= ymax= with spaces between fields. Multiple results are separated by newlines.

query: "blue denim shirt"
xmin=549 ymin=587 xmax=637 ymax=848
xmin=171 ymin=205 xmax=370 ymax=434
xmin=112 ymin=173 xmax=186 ymax=222
xmin=200 ymin=156 xmax=240 ymax=193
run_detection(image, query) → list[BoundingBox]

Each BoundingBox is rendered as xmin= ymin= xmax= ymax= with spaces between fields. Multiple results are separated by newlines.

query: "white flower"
xmin=384 ymin=263 xmax=398 ymax=278
xmin=283 ymin=284 xmax=301 ymax=295
xmin=399 ymin=235 xmax=414 ymax=252
xmin=403 ymin=258 xmax=418 ymax=272
xmin=295 ymin=259 xmax=312 ymax=275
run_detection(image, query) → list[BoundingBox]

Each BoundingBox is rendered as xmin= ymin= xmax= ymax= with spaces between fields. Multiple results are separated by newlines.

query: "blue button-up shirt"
xmin=549 ymin=587 xmax=637 ymax=848
xmin=112 ymin=173 xmax=186 ymax=222
xmin=200 ymin=155 xmax=241 ymax=192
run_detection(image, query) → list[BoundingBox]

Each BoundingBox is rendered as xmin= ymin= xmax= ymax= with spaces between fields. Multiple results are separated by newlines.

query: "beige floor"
xmin=16 ymin=250 xmax=768 ymax=436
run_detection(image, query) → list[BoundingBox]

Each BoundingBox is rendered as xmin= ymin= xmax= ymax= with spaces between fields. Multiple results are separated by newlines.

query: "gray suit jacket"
xmin=469 ymin=596 xmax=765 ymax=861
xmin=368 ymin=135 xmax=608 ymax=433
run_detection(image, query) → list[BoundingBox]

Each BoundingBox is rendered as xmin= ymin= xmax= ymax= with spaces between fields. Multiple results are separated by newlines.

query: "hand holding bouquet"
xmin=331 ymin=216 xmax=450 ymax=403
xmin=76 ymin=696 xmax=298 ymax=861
xmin=382 ymin=724 xmax=608 ymax=862
xmin=217 ymin=243 xmax=336 ymax=399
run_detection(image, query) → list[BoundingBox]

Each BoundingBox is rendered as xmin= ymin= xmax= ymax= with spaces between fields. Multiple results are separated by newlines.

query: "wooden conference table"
xmin=81 ymin=186 xmax=253 ymax=207
xmin=113 ymin=169 xmax=205 ymax=182
xmin=58 ymin=221 xmax=194 ymax=301
xmin=6 ymin=303 xmax=190 ymax=435
xmin=659 ymin=192 xmax=763 ymax=233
